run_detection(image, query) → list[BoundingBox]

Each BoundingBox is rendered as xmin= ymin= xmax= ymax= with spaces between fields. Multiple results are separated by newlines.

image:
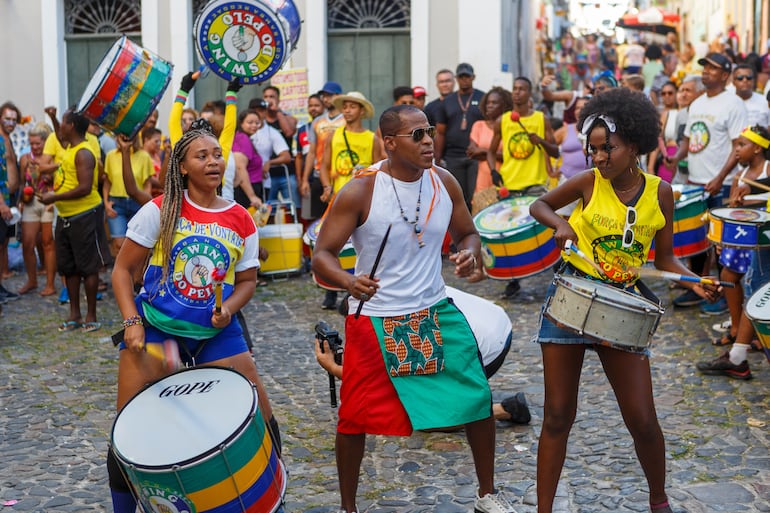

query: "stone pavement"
xmin=0 ymin=264 xmax=768 ymax=512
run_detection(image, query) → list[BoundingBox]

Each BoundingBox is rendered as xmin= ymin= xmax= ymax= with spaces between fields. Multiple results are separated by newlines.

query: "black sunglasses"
xmin=735 ymin=75 xmax=754 ymax=81
xmin=390 ymin=126 xmax=436 ymax=142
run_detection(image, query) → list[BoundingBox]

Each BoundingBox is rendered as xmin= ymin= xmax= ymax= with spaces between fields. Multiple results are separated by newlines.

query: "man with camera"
xmin=312 ymin=104 xmax=519 ymax=513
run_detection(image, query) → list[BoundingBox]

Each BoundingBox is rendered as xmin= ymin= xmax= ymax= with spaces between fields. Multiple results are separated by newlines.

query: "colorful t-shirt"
xmin=565 ymin=170 xmax=665 ymax=282
xmin=499 ymin=110 xmax=548 ymax=191
xmin=307 ymin=112 xmax=345 ymax=171
xmin=126 ymin=192 xmax=259 ymax=340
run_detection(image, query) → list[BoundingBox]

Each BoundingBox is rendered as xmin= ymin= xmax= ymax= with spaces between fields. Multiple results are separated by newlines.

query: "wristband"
xmin=122 ymin=315 xmax=143 ymax=328
xmin=175 ymin=90 xmax=189 ymax=104
xmin=225 ymin=92 xmax=238 ymax=104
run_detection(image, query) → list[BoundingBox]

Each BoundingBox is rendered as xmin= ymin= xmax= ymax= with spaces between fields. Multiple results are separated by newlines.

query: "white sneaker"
xmin=712 ymin=319 xmax=732 ymax=333
xmin=474 ymin=490 xmax=518 ymax=513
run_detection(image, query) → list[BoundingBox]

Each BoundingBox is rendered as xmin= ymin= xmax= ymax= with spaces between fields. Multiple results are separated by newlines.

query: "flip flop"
xmin=749 ymin=340 xmax=763 ymax=353
xmin=712 ymin=333 xmax=736 ymax=346
xmin=58 ymin=321 xmax=82 ymax=332
xmin=82 ymin=322 xmax=101 ymax=333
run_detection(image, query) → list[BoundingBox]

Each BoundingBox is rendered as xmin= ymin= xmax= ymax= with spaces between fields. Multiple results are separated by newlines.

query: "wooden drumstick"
xmin=739 ymin=177 xmax=770 ymax=194
xmin=630 ymin=267 xmax=735 ymax=288
xmin=211 ymin=267 xmax=227 ymax=314
xmin=564 ymin=240 xmax=611 ymax=277
xmin=145 ymin=340 xmax=182 ymax=371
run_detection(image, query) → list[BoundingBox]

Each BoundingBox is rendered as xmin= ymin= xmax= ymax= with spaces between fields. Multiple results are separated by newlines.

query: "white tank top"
xmin=350 ymin=162 xmax=452 ymax=316
xmin=221 ymin=154 xmax=236 ymax=200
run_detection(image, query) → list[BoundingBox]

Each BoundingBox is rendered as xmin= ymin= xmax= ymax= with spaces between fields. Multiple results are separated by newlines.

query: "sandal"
xmin=256 ymin=279 xmax=268 ymax=287
xmin=58 ymin=321 xmax=82 ymax=332
xmin=749 ymin=339 xmax=763 ymax=353
xmin=712 ymin=333 xmax=736 ymax=346
xmin=81 ymin=322 xmax=101 ymax=333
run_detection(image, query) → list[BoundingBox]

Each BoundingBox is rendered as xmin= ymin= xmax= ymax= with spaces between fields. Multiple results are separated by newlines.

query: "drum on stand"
xmin=195 ymin=0 xmax=301 ymax=84
xmin=744 ymin=282 xmax=770 ymax=363
xmin=647 ymin=184 xmax=709 ymax=261
xmin=707 ymin=207 xmax=770 ymax=248
xmin=473 ymin=196 xmax=560 ymax=280
xmin=111 ymin=367 xmax=286 ymax=513
xmin=545 ymin=275 xmax=664 ymax=349
xmin=77 ymin=35 xmax=173 ymax=138
xmin=303 ymin=218 xmax=356 ymax=291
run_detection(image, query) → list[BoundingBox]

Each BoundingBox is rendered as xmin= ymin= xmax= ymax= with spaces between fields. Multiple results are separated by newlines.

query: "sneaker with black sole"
xmin=696 ymin=351 xmax=752 ymax=380
xmin=474 ymin=490 xmax=518 ymax=513
xmin=500 ymin=392 xmax=531 ymax=424
xmin=672 ymin=289 xmax=703 ymax=307
xmin=0 ymin=284 xmax=20 ymax=302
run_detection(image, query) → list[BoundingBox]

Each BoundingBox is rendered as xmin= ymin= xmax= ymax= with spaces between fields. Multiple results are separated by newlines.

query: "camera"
xmin=315 ymin=321 xmax=344 ymax=407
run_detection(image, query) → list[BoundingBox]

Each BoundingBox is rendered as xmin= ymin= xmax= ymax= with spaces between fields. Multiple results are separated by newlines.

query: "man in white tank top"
xmin=312 ymin=105 xmax=519 ymax=513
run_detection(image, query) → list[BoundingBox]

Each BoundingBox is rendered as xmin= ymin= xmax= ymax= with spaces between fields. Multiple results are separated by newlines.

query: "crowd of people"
xmin=1 ymin=26 xmax=770 ymax=513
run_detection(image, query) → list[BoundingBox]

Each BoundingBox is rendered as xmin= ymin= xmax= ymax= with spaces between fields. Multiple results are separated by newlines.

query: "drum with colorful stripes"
xmin=647 ymin=184 xmax=708 ymax=261
xmin=303 ymin=218 xmax=356 ymax=291
xmin=77 ymin=36 xmax=173 ymax=138
xmin=112 ymin=367 xmax=286 ymax=513
xmin=707 ymin=207 xmax=770 ymax=248
xmin=474 ymin=196 xmax=560 ymax=279
xmin=745 ymin=282 xmax=770 ymax=363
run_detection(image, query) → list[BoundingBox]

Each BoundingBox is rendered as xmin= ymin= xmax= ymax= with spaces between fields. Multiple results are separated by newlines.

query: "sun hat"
xmin=332 ymin=91 xmax=375 ymax=119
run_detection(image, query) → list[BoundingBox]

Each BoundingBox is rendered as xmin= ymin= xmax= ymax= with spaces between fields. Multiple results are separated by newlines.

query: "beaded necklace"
xmin=389 ymin=170 xmax=426 ymax=248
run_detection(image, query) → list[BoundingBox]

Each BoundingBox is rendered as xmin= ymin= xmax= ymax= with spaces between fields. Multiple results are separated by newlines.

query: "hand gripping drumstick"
xmin=354 ymin=224 xmax=392 ymax=319
xmin=629 ymin=267 xmax=735 ymax=288
xmin=145 ymin=339 xmax=182 ymax=372
xmin=211 ymin=267 xmax=227 ymax=314
xmin=564 ymin=240 xmax=608 ymax=277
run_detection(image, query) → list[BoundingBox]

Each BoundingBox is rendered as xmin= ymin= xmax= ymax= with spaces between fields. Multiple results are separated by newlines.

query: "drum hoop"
xmin=112 ymin=366 xmax=257 ymax=471
xmin=710 ymin=208 xmax=770 ymax=224
xmin=555 ymin=274 xmax=663 ymax=314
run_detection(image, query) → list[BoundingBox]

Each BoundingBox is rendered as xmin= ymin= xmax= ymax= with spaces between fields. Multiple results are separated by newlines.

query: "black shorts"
xmin=0 ymin=217 xmax=8 ymax=245
xmin=308 ymin=173 xmax=326 ymax=219
xmin=55 ymin=205 xmax=111 ymax=276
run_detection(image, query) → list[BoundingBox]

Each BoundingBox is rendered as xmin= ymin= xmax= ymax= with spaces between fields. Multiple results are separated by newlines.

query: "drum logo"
xmin=197 ymin=5 xmax=284 ymax=84
xmin=170 ymin=237 xmax=231 ymax=305
xmin=507 ymin=132 xmax=535 ymax=160
xmin=138 ymin=484 xmax=195 ymax=513
xmin=688 ymin=121 xmax=710 ymax=154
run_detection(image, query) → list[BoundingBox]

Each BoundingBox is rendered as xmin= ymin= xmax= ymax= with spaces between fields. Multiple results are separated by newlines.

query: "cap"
xmin=248 ymin=98 xmax=269 ymax=110
xmin=320 ymin=81 xmax=343 ymax=95
xmin=455 ymin=63 xmax=474 ymax=76
xmin=332 ymin=91 xmax=375 ymax=119
xmin=697 ymin=52 xmax=732 ymax=73
xmin=412 ymin=86 xmax=427 ymax=98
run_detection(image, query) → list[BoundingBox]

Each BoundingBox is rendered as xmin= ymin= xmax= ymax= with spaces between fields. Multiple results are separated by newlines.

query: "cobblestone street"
xmin=0 ymin=264 xmax=768 ymax=512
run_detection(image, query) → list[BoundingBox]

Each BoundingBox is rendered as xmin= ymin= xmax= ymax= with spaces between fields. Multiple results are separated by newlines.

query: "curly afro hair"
xmin=577 ymin=88 xmax=660 ymax=155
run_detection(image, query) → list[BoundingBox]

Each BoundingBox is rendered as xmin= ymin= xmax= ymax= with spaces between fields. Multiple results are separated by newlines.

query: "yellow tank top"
xmin=53 ymin=140 xmax=102 ymax=217
xmin=330 ymin=126 xmax=375 ymax=192
xmin=499 ymin=110 xmax=548 ymax=191
xmin=566 ymin=170 xmax=665 ymax=282
xmin=313 ymin=113 xmax=346 ymax=171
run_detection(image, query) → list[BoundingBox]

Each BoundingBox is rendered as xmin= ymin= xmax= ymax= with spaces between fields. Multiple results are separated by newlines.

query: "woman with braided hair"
xmin=108 ymin=120 xmax=279 ymax=513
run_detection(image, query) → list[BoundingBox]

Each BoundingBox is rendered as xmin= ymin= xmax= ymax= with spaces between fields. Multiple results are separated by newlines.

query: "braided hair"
xmin=157 ymin=118 xmax=217 ymax=284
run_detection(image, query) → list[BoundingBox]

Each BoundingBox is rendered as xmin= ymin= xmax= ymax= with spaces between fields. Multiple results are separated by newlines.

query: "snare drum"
xmin=707 ymin=208 xmax=770 ymax=248
xmin=545 ymin=275 xmax=664 ymax=348
xmin=647 ymin=184 xmax=709 ymax=261
xmin=474 ymin=196 xmax=560 ymax=280
xmin=744 ymin=282 xmax=770 ymax=363
xmin=77 ymin=36 xmax=173 ymax=138
xmin=112 ymin=367 xmax=286 ymax=513
xmin=195 ymin=0 xmax=301 ymax=84
xmin=303 ymin=218 xmax=356 ymax=291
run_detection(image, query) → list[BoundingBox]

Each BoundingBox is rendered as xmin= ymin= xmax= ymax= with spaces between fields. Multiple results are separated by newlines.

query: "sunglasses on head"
xmin=622 ymin=205 xmax=637 ymax=248
xmin=734 ymin=74 xmax=754 ymax=81
xmin=390 ymin=126 xmax=436 ymax=142
xmin=581 ymin=114 xmax=617 ymax=136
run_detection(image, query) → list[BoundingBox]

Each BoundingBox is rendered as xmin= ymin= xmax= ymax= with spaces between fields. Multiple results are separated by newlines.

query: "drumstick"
xmin=354 ymin=224 xmax=391 ymax=319
xmin=630 ymin=267 xmax=735 ymax=288
xmin=509 ymin=111 xmax=529 ymax=134
xmin=739 ymin=177 xmax=770 ymax=194
xmin=564 ymin=240 xmax=614 ymax=278
xmin=191 ymin=64 xmax=209 ymax=81
xmin=145 ymin=340 xmax=182 ymax=371
xmin=211 ymin=267 xmax=227 ymax=314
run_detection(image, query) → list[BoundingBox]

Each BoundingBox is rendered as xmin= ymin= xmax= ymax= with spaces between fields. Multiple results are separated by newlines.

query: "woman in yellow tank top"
xmin=530 ymin=89 xmax=722 ymax=513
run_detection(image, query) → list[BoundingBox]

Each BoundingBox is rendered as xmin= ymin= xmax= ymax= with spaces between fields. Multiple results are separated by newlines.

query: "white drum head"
xmin=746 ymin=282 xmax=770 ymax=321
xmin=112 ymin=367 xmax=256 ymax=468
xmin=76 ymin=38 xmax=123 ymax=113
